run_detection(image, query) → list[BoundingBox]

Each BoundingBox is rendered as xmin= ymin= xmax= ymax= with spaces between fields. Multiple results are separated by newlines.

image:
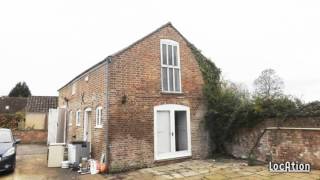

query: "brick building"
xmin=58 ymin=22 xmax=210 ymax=172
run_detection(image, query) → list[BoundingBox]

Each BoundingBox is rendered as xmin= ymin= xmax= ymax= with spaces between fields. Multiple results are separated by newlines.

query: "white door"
xmin=56 ymin=107 xmax=67 ymax=143
xmin=156 ymin=111 xmax=171 ymax=154
xmin=83 ymin=111 xmax=88 ymax=141
xmin=47 ymin=108 xmax=58 ymax=145
xmin=154 ymin=104 xmax=191 ymax=161
xmin=83 ymin=109 xmax=91 ymax=142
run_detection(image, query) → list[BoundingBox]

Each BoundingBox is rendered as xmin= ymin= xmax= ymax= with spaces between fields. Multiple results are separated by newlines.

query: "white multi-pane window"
xmin=69 ymin=111 xmax=73 ymax=126
xmin=76 ymin=110 xmax=81 ymax=126
xmin=95 ymin=107 xmax=103 ymax=128
xmin=160 ymin=39 xmax=181 ymax=93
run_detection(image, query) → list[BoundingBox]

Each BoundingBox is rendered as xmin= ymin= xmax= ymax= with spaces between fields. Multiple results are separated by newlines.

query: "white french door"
xmin=154 ymin=104 xmax=191 ymax=160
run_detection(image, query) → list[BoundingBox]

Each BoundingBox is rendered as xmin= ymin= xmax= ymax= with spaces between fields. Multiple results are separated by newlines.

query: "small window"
xmin=72 ymin=83 xmax=76 ymax=95
xmin=69 ymin=111 xmax=73 ymax=126
xmin=85 ymin=76 xmax=89 ymax=82
xmin=160 ymin=39 xmax=181 ymax=93
xmin=95 ymin=107 xmax=103 ymax=128
xmin=76 ymin=110 xmax=81 ymax=126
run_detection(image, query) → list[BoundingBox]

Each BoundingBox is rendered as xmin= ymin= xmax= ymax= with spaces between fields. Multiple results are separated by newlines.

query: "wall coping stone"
xmin=266 ymin=127 xmax=320 ymax=131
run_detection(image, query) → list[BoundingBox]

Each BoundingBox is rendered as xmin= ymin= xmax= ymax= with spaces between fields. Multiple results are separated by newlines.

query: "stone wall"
xmin=226 ymin=117 xmax=320 ymax=169
xmin=13 ymin=130 xmax=47 ymax=144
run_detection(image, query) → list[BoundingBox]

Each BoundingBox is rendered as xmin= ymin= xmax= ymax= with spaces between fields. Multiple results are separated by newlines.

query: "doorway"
xmin=154 ymin=104 xmax=191 ymax=160
xmin=83 ymin=108 xmax=92 ymax=148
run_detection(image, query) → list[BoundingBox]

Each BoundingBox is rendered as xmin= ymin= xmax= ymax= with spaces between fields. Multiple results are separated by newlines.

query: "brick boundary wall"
xmin=13 ymin=130 xmax=47 ymax=144
xmin=261 ymin=127 xmax=320 ymax=169
xmin=225 ymin=117 xmax=320 ymax=169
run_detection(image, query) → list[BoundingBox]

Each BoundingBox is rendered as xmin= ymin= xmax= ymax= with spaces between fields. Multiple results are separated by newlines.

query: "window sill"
xmin=95 ymin=125 xmax=103 ymax=129
xmin=154 ymin=153 xmax=191 ymax=162
xmin=161 ymin=92 xmax=184 ymax=96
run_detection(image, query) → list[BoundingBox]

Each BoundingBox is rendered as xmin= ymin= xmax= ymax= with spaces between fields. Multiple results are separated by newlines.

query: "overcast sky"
xmin=1 ymin=0 xmax=320 ymax=102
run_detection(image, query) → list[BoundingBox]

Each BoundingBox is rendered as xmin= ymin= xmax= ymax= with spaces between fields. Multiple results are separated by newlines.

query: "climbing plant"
xmin=189 ymin=43 xmax=320 ymax=155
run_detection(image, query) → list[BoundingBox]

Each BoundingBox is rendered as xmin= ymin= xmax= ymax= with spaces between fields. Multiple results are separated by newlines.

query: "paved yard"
xmin=0 ymin=144 xmax=101 ymax=180
xmin=16 ymin=144 xmax=48 ymax=155
xmin=1 ymin=144 xmax=320 ymax=179
xmin=105 ymin=159 xmax=320 ymax=180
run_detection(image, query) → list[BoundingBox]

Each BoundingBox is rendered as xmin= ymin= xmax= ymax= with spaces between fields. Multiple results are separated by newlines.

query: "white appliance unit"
xmin=48 ymin=143 xmax=65 ymax=167
xmin=68 ymin=141 xmax=90 ymax=164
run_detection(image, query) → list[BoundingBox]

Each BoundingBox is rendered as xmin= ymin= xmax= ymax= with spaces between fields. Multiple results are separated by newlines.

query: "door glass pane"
xmin=174 ymin=69 xmax=180 ymax=92
xmin=157 ymin=111 xmax=171 ymax=155
xmin=162 ymin=44 xmax=167 ymax=65
xmin=173 ymin=46 xmax=177 ymax=66
xmin=162 ymin=67 xmax=168 ymax=91
xmin=175 ymin=111 xmax=188 ymax=151
xmin=169 ymin=68 xmax=174 ymax=91
xmin=168 ymin=45 xmax=173 ymax=65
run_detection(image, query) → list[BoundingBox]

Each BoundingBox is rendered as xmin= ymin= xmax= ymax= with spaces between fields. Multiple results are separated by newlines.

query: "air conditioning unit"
xmin=68 ymin=141 xmax=90 ymax=164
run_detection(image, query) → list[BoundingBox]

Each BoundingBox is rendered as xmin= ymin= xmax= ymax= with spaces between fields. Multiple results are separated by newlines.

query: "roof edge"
xmin=57 ymin=21 xmax=193 ymax=92
xmin=109 ymin=22 xmax=173 ymax=58
xmin=109 ymin=22 xmax=195 ymax=58
xmin=58 ymin=58 xmax=108 ymax=91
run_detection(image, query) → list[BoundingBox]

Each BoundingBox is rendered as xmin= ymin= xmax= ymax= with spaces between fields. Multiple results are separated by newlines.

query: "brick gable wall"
xmin=107 ymin=25 xmax=209 ymax=171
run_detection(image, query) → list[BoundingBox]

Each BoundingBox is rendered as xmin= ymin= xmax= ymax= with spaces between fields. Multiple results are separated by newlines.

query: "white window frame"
xmin=95 ymin=106 xmax=103 ymax=128
xmin=160 ymin=39 xmax=182 ymax=93
xmin=76 ymin=110 xmax=81 ymax=127
xmin=154 ymin=104 xmax=192 ymax=161
xmin=72 ymin=83 xmax=76 ymax=95
xmin=68 ymin=111 xmax=73 ymax=126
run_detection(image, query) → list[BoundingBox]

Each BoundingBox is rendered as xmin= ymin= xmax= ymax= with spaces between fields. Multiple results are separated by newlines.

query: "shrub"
xmin=0 ymin=112 xmax=25 ymax=130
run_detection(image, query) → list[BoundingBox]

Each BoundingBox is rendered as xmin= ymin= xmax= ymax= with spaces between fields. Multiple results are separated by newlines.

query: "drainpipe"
xmin=105 ymin=56 xmax=112 ymax=172
xmin=64 ymin=98 xmax=69 ymax=144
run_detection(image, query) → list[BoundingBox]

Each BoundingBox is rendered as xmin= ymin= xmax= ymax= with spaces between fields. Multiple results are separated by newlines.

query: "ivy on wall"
xmin=188 ymin=43 xmax=225 ymax=153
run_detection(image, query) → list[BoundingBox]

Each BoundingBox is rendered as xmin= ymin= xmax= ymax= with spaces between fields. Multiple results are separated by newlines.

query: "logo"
xmin=269 ymin=161 xmax=311 ymax=173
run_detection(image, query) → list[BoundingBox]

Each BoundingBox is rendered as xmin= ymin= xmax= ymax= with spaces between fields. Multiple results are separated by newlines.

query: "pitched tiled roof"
xmin=0 ymin=96 xmax=27 ymax=113
xmin=26 ymin=96 xmax=58 ymax=113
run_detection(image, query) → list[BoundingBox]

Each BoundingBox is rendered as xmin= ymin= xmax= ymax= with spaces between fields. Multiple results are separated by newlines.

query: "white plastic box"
xmin=48 ymin=143 xmax=65 ymax=167
xmin=68 ymin=144 xmax=76 ymax=164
